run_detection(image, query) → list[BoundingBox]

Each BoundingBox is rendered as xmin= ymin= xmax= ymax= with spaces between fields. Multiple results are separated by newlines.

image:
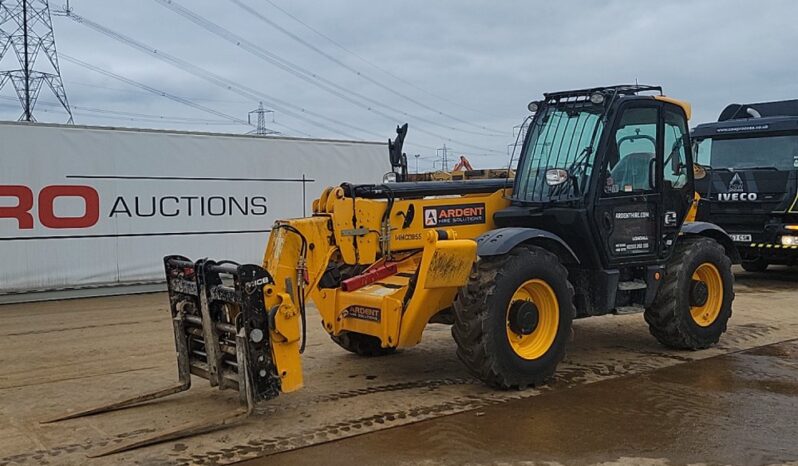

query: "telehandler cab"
xmin=46 ymin=85 xmax=737 ymax=456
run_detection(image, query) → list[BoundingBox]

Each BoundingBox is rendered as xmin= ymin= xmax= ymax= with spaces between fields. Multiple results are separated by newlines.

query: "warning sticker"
xmin=422 ymin=203 xmax=486 ymax=228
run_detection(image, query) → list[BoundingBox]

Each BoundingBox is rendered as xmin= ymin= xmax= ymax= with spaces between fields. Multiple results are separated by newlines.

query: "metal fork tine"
xmin=42 ymin=309 xmax=194 ymax=425
xmin=40 ymin=382 xmax=190 ymax=424
xmin=88 ymin=339 xmax=257 ymax=458
xmin=86 ymin=407 xmax=252 ymax=458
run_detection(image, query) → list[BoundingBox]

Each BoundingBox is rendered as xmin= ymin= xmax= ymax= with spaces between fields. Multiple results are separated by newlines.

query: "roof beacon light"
xmin=590 ymin=92 xmax=605 ymax=105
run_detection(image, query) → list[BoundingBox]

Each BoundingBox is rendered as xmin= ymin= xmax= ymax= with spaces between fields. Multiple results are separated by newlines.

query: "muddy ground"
xmin=256 ymin=339 xmax=798 ymax=466
xmin=0 ymin=267 xmax=796 ymax=465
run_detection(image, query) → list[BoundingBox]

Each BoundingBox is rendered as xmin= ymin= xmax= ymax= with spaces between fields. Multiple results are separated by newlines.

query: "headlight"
xmin=780 ymin=235 xmax=798 ymax=246
xmin=527 ymin=101 xmax=540 ymax=113
xmin=382 ymin=171 xmax=398 ymax=183
xmin=545 ymin=168 xmax=569 ymax=186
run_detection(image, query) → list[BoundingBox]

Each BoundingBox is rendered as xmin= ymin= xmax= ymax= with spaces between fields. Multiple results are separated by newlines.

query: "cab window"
xmin=664 ymin=109 xmax=689 ymax=189
xmin=604 ymin=107 xmax=658 ymax=195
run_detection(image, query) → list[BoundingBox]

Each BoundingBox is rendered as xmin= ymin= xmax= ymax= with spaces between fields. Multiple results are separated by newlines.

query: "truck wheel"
xmin=741 ymin=257 xmax=768 ymax=272
xmin=645 ymin=237 xmax=734 ymax=350
xmin=331 ymin=331 xmax=396 ymax=357
xmin=452 ymin=246 xmax=574 ymax=389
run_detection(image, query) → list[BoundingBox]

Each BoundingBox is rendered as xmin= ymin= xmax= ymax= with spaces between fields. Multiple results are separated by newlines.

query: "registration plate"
xmin=730 ymin=234 xmax=752 ymax=243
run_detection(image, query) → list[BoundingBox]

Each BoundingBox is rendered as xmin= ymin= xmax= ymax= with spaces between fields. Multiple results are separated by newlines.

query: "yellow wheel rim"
xmin=506 ymin=279 xmax=559 ymax=360
xmin=690 ymin=263 xmax=724 ymax=327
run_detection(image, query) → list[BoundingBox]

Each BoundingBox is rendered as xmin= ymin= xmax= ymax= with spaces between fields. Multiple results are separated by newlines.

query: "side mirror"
xmin=669 ymin=137 xmax=686 ymax=176
xmin=671 ymin=152 xmax=681 ymax=176
xmin=545 ymin=168 xmax=569 ymax=186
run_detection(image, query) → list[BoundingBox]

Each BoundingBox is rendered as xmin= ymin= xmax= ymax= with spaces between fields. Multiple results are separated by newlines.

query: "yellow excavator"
xmin=45 ymin=85 xmax=738 ymax=456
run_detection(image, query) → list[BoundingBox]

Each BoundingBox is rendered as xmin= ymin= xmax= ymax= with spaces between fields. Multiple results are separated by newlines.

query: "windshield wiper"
xmin=561 ymin=145 xmax=594 ymax=196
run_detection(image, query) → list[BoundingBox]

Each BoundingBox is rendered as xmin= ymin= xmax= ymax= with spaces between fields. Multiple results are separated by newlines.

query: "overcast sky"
xmin=1 ymin=0 xmax=797 ymax=170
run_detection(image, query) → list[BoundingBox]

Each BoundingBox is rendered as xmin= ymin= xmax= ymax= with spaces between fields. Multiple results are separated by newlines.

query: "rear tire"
xmin=331 ymin=331 xmax=396 ymax=357
xmin=452 ymin=246 xmax=574 ymax=389
xmin=645 ymin=237 xmax=734 ymax=350
xmin=741 ymin=257 xmax=768 ymax=273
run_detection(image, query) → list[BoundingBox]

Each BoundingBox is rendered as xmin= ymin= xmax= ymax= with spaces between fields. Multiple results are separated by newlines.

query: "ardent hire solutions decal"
xmin=423 ymin=203 xmax=486 ymax=228
xmin=342 ymin=305 xmax=381 ymax=322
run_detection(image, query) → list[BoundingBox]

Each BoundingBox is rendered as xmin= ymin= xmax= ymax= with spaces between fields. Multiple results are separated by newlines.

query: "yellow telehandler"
xmin=45 ymin=85 xmax=738 ymax=456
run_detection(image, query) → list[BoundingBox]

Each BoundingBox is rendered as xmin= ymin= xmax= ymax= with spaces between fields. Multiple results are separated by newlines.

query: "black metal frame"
xmin=542 ymin=85 xmax=663 ymax=102
xmin=163 ymin=255 xmax=281 ymax=404
xmin=41 ymin=256 xmax=281 ymax=457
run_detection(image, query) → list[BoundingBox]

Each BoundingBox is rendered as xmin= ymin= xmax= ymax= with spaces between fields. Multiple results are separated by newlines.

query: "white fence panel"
xmin=0 ymin=122 xmax=387 ymax=296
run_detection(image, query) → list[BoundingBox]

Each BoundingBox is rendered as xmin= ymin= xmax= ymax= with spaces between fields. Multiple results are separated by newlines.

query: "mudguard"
xmin=681 ymin=221 xmax=741 ymax=263
xmin=476 ymin=227 xmax=580 ymax=264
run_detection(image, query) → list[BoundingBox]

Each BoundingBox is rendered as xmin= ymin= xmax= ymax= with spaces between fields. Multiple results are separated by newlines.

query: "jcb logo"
xmin=0 ymin=185 xmax=100 ymax=229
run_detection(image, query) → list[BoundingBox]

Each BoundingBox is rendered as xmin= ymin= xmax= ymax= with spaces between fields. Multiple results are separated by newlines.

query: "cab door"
xmin=593 ymin=102 xmax=662 ymax=266
xmin=659 ymin=104 xmax=694 ymax=259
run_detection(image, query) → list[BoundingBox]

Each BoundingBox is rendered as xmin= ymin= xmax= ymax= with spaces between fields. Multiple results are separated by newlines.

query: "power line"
xmin=66 ymin=80 xmax=251 ymax=104
xmin=69 ymin=112 xmax=239 ymax=126
xmin=149 ymin=1 xmax=505 ymax=154
xmin=155 ymin=0 xmax=505 ymax=141
xmin=64 ymin=13 xmax=375 ymax=140
xmin=0 ymin=101 xmax=242 ymax=126
xmin=261 ymin=0 xmax=500 ymax=119
xmin=230 ymin=0 xmax=505 ymax=133
xmin=59 ymin=54 xmax=312 ymax=137
xmin=59 ymin=54 xmax=247 ymax=125
xmin=0 ymin=94 xmax=244 ymax=124
xmin=73 ymin=106 xmax=240 ymax=124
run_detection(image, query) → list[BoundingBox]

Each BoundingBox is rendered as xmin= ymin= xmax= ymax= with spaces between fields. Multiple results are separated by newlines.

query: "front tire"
xmin=645 ymin=237 xmax=734 ymax=350
xmin=452 ymin=246 xmax=574 ymax=389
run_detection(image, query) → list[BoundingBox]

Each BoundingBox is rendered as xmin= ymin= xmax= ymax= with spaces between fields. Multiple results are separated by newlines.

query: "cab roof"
xmin=540 ymin=85 xmax=691 ymax=120
xmin=692 ymin=99 xmax=798 ymax=139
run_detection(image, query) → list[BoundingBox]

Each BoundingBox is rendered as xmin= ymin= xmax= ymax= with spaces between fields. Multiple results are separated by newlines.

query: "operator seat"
xmin=610 ymin=152 xmax=654 ymax=191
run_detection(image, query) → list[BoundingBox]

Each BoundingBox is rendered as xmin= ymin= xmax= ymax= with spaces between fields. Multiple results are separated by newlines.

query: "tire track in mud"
xmin=263 ymin=377 xmax=479 ymax=412
xmin=717 ymin=323 xmax=779 ymax=348
xmin=179 ymin=323 xmax=792 ymax=465
xmin=3 ymin=323 xmax=791 ymax=465
xmin=1 ymin=318 xmax=166 ymax=337
xmin=0 ymin=365 xmax=160 ymax=390
xmin=176 ymin=394 xmax=533 ymax=466
xmin=170 ymin=355 xmax=703 ymax=465
xmin=0 ymin=428 xmax=158 ymax=466
xmin=0 ymin=378 xmax=479 ymax=465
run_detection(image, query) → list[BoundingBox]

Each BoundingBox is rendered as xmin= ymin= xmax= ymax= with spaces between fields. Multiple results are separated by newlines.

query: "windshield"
xmin=515 ymin=103 xmax=604 ymax=202
xmin=695 ymin=135 xmax=798 ymax=171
